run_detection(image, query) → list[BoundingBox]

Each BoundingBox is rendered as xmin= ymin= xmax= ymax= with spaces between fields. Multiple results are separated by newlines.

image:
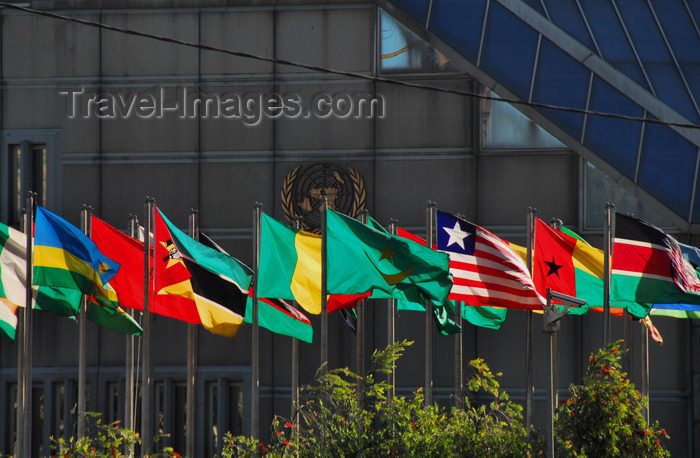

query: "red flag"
xmin=91 ymin=215 xmax=201 ymax=324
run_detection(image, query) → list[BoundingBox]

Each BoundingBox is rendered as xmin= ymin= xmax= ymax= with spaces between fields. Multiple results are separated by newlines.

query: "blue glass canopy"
xmin=381 ymin=0 xmax=700 ymax=228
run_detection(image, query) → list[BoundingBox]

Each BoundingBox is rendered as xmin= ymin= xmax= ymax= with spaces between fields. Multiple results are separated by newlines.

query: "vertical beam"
xmin=388 ymin=219 xmax=397 ymax=400
xmin=251 ymin=202 xmax=262 ymax=439
xmin=525 ymin=208 xmax=537 ymax=430
xmin=186 ymin=209 xmax=199 ymax=458
xmin=603 ymin=203 xmax=615 ymax=345
xmin=77 ymin=205 xmax=92 ymax=440
xmin=425 ymin=202 xmax=436 ymax=406
xmin=320 ymin=197 xmax=328 ymax=374
xmin=141 ymin=197 xmax=154 ymax=456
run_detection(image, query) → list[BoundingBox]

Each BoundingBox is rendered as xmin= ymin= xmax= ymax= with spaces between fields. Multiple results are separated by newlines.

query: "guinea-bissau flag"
xmin=612 ymin=214 xmax=700 ymax=312
xmin=257 ymin=213 xmax=370 ymax=315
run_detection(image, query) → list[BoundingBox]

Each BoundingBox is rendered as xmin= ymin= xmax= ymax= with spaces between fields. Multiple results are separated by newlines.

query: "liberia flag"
xmin=436 ymin=211 xmax=545 ymax=311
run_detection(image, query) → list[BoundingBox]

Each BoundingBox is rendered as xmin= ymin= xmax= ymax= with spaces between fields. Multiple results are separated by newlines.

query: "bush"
xmin=222 ymin=340 xmax=543 ymax=457
xmin=555 ymin=340 xmax=670 ymax=457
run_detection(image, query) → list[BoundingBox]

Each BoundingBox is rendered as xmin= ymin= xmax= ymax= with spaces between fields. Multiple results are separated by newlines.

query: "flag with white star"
xmin=436 ymin=210 xmax=545 ymax=311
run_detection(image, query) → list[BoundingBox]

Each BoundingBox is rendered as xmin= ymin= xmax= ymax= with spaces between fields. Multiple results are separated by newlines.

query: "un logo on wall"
xmin=281 ymin=163 xmax=366 ymax=232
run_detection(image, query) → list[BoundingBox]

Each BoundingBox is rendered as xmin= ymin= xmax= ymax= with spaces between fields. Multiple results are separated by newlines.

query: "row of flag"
xmin=1 ymin=204 xmax=699 ymax=345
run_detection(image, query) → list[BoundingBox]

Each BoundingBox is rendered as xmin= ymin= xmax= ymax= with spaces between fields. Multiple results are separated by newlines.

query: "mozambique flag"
xmin=158 ymin=209 xmax=248 ymax=338
xmin=612 ymin=214 xmax=700 ymax=312
xmin=257 ymin=213 xmax=369 ymax=315
xmin=33 ymin=206 xmax=119 ymax=310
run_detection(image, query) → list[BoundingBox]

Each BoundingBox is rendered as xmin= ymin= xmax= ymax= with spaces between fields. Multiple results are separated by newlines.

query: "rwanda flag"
xmin=33 ymin=206 xmax=119 ymax=310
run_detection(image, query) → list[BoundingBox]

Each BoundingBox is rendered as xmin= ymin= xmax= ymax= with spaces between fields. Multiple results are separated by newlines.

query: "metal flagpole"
xmin=356 ymin=209 xmax=368 ymax=409
xmin=525 ymin=207 xmax=537 ymax=430
xmin=125 ymin=214 xmax=138 ymax=456
xmin=454 ymin=301 xmax=463 ymax=409
xmin=186 ymin=209 xmax=199 ymax=458
xmin=321 ymin=196 xmax=328 ymax=374
xmin=603 ymin=203 xmax=615 ymax=345
xmin=78 ymin=205 xmax=92 ymax=440
xmin=291 ymin=216 xmax=303 ymax=423
xmin=425 ymin=202 xmax=436 ymax=406
xmin=141 ymin=197 xmax=155 ymax=456
xmin=642 ymin=323 xmax=650 ymax=422
xmin=17 ymin=192 xmax=35 ymax=457
xmin=252 ymin=202 xmax=262 ymax=440
xmin=388 ymin=219 xmax=398 ymax=400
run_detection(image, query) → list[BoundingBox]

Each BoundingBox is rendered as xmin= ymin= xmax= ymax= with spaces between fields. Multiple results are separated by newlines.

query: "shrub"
xmin=555 ymin=340 xmax=670 ymax=457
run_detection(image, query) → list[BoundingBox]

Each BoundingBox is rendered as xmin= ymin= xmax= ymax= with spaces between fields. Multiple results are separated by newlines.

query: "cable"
xmin=1 ymin=2 xmax=699 ymax=131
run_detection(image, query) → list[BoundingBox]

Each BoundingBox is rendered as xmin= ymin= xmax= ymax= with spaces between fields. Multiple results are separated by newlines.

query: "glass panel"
xmin=174 ymin=383 xmax=186 ymax=454
xmin=32 ymin=145 xmax=47 ymax=208
xmin=388 ymin=0 xmax=430 ymax=27
xmin=228 ymin=382 xmax=243 ymax=436
xmin=31 ymin=384 xmax=44 ymax=458
xmin=584 ymin=77 xmax=643 ymax=179
xmin=9 ymin=145 xmax=21 ymax=227
xmin=379 ymin=9 xmax=462 ymax=74
xmin=480 ymin=2 xmax=539 ymax=100
xmin=206 ymin=382 xmax=218 ymax=457
xmin=107 ymin=382 xmax=119 ymax=424
xmin=542 ymin=0 xmax=596 ymax=50
xmin=53 ymin=383 xmax=65 ymax=441
xmin=429 ymin=0 xmax=487 ymax=63
xmin=481 ymin=89 xmax=565 ymax=149
xmin=585 ymin=162 xmax=674 ymax=229
xmin=532 ymin=39 xmax=589 ymax=139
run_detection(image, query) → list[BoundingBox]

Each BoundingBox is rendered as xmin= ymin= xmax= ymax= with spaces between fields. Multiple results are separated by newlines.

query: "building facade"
xmin=0 ymin=1 xmax=698 ymax=455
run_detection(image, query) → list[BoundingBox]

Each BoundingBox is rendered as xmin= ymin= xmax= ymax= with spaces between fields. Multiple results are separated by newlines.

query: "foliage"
xmin=221 ymin=340 xmax=543 ymax=457
xmin=51 ymin=411 xmax=180 ymax=457
xmin=555 ymin=340 xmax=670 ymax=457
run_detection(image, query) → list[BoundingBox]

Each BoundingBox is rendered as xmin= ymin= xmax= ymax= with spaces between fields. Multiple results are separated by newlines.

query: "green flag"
xmin=326 ymin=209 xmax=452 ymax=305
xmin=0 ymin=222 xmax=25 ymax=340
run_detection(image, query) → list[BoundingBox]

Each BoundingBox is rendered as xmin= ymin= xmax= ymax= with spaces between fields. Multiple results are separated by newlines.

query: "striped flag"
xmin=0 ymin=222 xmax=26 ymax=340
xmin=436 ymin=210 xmax=545 ymax=311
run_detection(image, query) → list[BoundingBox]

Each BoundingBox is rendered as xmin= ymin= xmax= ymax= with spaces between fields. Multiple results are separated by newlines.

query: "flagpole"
xmin=17 ymin=192 xmax=35 ymax=458
xmin=642 ymin=322 xmax=650 ymax=423
xmin=251 ymin=202 xmax=262 ymax=439
xmin=356 ymin=210 xmax=368 ymax=409
xmin=525 ymin=207 xmax=537 ymax=430
xmin=425 ymin=201 xmax=435 ymax=406
xmin=321 ymin=196 xmax=328 ymax=374
xmin=388 ymin=219 xmax=397 ymax=400
xmin=125 ymin=214 xmax=138 ymax=455
xmin=186 ymin=209 xmax=199 ymax=458
xmin=454 ymin=213 xmax=466 ymax=409
xmin=292 ymin=216 xmax=303 ymax=424
xmin=141 ymin=197 xmax=155 ymax=457
xmin=77 ymin=204 xmax=92 ymax=440
xmin=603 ymin=203 xmax=615 ymax=345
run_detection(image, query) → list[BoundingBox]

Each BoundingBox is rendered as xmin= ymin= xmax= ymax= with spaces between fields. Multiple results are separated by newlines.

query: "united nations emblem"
xmin=281 ymin=163 xmax=366 ymax=232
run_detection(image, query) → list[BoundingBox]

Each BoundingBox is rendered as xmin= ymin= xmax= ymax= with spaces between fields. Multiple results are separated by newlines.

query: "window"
xmin=481 ymin=89 xmax=565 ymax=149
xmin=1 ymin=130 xmax=61 ymax=228
xmin=379 ymin=9 xmax=463 ymax=74
xmin=583 ymin=161 xmax=674 ymax=231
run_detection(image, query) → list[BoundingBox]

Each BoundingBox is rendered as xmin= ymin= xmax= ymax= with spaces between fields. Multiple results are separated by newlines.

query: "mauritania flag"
xmin=33 ymin=206 xmax=120 ymax=310
xmin=612 ymin=214 xmax=700 ymax=310
xmin=0 ymin=222 xmax=26 ymax=340
xmin=437 ymin=210 xmax=545 ymax=311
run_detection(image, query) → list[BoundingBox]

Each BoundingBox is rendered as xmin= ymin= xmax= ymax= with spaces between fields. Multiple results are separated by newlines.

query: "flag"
xmin=396 ymin=225 xmax=506 ymax=331
xmin=245 ymin=292 xmax=313 ymax=343
xmin=611 ymin=214 xmax=700 ymax=313
xmin=641 ymin=316 xmax=663 ymax=344
xmin=326 ymin=209 xmax=452 ymax=306
xmin=158 ymin=209 xmax=249 ymax=338
xmin=533 ymin=219 xmax=604 ymax=315
xmin=257 ymin=213 xmax=367 ymax=315
xmin=436 ymin=210 xmax=545 ymax=311
xmin=0 ymin=223 xmax=26 ymax=340
xmin=33 ymin=206 xmax=119 ymax=311
xmin=648 ymin=242 xmax=700 ymax=319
